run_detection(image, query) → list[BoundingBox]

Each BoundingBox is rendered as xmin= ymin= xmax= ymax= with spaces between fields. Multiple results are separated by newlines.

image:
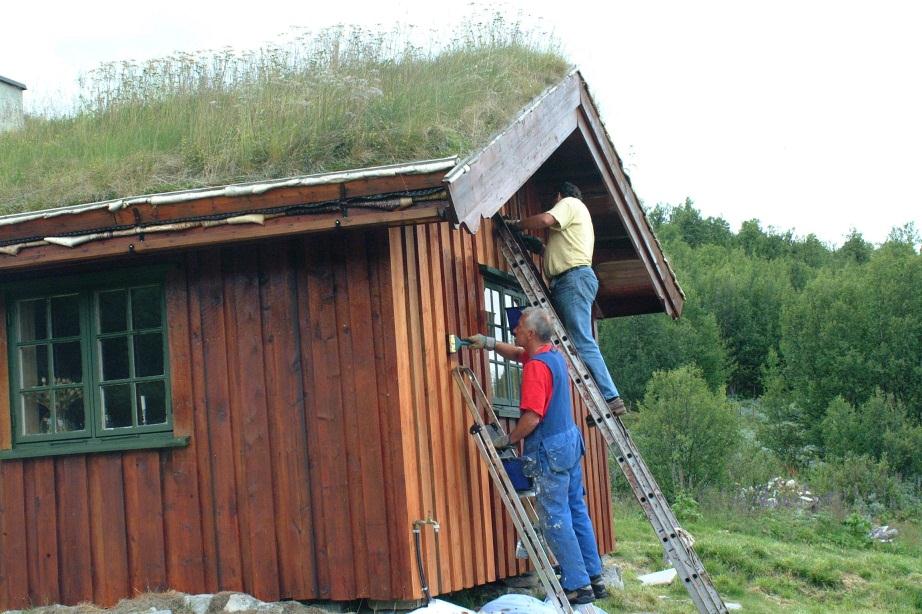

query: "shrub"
xmin=821 ymin=391 xmax=922 ymax=481
xmin=805 ymin=454 xmax=913 ymax=512
xmin=632 ymin=365 xmax=741 ymax=498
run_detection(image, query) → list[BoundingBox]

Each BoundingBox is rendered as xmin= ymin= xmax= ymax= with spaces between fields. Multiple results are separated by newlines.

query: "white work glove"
xmin=488 ymin=424 xmax=511 ymax=450
xmin=465 ymin=334 xmax=496 ymax=350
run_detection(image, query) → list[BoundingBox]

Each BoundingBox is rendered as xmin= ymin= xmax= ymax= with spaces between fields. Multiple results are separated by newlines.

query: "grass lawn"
xmin=597 ymin=498 xmax=922 ymax=613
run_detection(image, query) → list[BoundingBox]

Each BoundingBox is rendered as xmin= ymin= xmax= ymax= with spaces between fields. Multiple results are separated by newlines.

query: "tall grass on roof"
xmin=0 ymin=18 xmax=569 ymax=216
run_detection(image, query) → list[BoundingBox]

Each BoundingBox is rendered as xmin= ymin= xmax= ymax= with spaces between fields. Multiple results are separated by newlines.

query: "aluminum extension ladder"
xmin=494 ymin=215 xmax=728 ymax=614
xmin=452 ymin=366 xmax=575 ymax=614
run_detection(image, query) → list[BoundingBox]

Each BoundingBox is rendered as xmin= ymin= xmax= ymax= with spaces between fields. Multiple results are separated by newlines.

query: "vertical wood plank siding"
xmin=388 ymin=180 xmax=614 ymax=595
xmin=0 ymin=205 xmax=613 ymax=608
xmin=0 ymin=230 xmax=410 ymax=607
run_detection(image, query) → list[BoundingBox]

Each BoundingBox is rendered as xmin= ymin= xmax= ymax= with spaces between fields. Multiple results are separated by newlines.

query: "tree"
xmin=757 ymin=350 xmax=813 ymax=468
xmin=633 ymin=366 xmax=740 ymax=498
xmin=781 ymin=246 xmax=922 ymax=424
xmin=599 ymin=307 xmax=729 ymax=404
xmin=836 ymin=229 xmax=872 ymax=265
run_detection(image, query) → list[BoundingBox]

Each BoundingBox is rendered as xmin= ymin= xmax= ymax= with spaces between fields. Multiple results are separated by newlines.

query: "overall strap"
xmin=528 ymin=349 xmax=574 ymax=445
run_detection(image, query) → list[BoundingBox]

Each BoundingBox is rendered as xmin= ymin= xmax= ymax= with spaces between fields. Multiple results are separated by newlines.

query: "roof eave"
xmin=0 ymin=76 xmax=27 ymax=90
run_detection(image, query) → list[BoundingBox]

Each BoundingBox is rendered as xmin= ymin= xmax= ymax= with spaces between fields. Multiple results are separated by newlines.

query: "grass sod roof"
xmin=0 ymin=23 xmax=570 ymax=217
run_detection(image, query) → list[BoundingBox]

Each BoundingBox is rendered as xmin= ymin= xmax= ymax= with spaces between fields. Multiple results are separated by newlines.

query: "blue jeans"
xmin=532 ymin=440 xmax=603 ymax=590
xmin=550 ymin=267 xmax=619 ymax=400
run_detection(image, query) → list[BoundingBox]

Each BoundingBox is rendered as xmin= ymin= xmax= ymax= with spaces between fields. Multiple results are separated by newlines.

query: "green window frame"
xmin=482 ymin=266 xmax=527 ymax=419
xmin=3 ymin=268 xmax=185 ymax=459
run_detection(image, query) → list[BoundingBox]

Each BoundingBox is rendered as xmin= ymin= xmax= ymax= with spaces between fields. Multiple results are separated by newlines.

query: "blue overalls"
xmin=522 ymin=348 xmax=603 ymax=591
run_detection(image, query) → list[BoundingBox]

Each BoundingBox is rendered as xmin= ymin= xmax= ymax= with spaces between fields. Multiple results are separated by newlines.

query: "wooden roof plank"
xmin=446 ymin=72 xmax=580 ymax=231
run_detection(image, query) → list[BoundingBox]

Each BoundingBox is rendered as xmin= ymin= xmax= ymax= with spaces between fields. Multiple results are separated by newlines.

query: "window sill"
xmin=0 ymin=435 xmax=189 ymax=460
xmin=494 ymin=404 xmax=522 ymax=419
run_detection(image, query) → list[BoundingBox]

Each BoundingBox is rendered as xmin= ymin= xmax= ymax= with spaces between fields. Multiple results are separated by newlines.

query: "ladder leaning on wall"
xmin=477 ymin=215 xmax=729 ymax=614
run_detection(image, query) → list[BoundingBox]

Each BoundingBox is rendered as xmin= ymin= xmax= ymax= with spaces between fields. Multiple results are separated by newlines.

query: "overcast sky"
xmin=3 ymin=0 xmax=920 ymax=247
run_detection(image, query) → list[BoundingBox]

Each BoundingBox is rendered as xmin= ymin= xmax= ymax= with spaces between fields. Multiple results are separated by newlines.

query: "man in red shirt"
xmin=466 ymin=308 xmax=606 ymax=604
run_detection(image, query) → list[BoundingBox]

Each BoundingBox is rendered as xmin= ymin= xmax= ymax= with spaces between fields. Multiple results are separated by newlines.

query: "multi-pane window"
xmin=7 ymin=274 xmax=172 ymax=453
xmin=482 ymin=268 xmax=526 ymax=418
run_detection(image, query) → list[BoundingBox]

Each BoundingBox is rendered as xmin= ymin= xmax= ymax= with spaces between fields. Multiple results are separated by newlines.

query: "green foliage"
xmin=821 ymin=392 xmax=922 ymax=480
xmin=648 ymin=198 xmax=733 ymax=248
xmin=613 ymin=201 xmax=921 ymax=509
xmin=685 ymin=249 xmax=793 ymax=396
xmin=672 ymin=491 xmax=702 ymax=523
xmin=836 ymin=229 xmax=873 ymax=264
xmin=0 ymin=19 xmax=569 ymax=214
xmin=633 ymin=366 xmax=741 ymax=498
xmin=598 ymin=307 xmax=729 ymax=403
xmin=805 ymin=454 xmax=914 ymax=512
xmin=757 ymin=350 xmax=814 ymax=467
xmin=781 ymin=246 xmax=922 ymax=425
xmin=842 ymin=511 xmax=873 ymax=540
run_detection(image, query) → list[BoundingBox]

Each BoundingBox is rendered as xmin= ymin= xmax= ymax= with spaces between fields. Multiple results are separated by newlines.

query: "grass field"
xmin=598 ymin=497 xmax=922 ymax=613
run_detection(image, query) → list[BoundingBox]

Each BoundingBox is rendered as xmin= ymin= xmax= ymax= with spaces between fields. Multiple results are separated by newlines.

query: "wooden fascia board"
xmin=0 ymin=171 xmax=448 ymax=245
xmin=0 ymin=203 xmax=448 ymax=273
xmin=445 ymin=72 xmax=581 ymax=232
xmin=576 ymin=83 xmax=684 ymax=318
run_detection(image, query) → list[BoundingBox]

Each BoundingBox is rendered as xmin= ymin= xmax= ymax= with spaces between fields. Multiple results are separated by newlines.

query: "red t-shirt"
xmin=520 ymin=344 xmax=555 ymax=418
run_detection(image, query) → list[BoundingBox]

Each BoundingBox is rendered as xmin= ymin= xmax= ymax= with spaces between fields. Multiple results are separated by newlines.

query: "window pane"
xmin=132 ymin=286 xmax=162 ymax=329
xmin=102 ymin=385 xmax=132 ymax=428
xmin=484 ymin=287 xmax=492 ymax=313
xmin=510 ymin=366 xmax=522 ymax=402
xmin=134 ymin=333 xmax=164 ymax=377
xmin=19 ymin=299 xmax=48 ymax=342
xmin=20 ymin=345 xmax=49 ymax=388
xmin=495 ymin=363 xmax=506 ymax=399
xmin=55 ymin=388 xmax=85 ymax=432
xmin=491 ymin=290 xmax=502 ymax=326
xmin=136 ymin=381 xmax=166 ymax=425
xmin=100 ymin=337 xmax=130 ymax=380
xmin=51 ymin=295 xmax=80 ymax=338
xmin=98 ymin=290 xmax=128 ymax=333
xmin=53 ymin=341 xmax=83 ymax=384
xmin=21 ymin=391 xmax=52 ymax=434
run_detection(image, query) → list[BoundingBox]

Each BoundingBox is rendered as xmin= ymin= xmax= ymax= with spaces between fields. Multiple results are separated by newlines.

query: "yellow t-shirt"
xmin=544 ymin=197 xmax=595 ymax=278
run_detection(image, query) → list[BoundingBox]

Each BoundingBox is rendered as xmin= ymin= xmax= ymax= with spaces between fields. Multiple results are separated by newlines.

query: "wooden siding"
xmin=0 ymin=207 xmax=614 ymax=608
xmin=0 ymin=231 xmax=412 ymax=607
xmin=388 ymin=179 xmax=614 ymax=597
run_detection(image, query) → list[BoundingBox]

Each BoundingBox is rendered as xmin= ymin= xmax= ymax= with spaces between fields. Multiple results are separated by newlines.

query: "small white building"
xmin=0 ymin=75 xmax=26 ymax=132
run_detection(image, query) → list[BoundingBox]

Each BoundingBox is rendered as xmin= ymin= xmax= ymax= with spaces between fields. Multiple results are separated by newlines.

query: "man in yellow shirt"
xmin=511 ymin=182 xmax=626 ymax=416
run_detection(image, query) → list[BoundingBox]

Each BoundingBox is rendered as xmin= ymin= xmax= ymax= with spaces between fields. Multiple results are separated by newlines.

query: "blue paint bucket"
xmin=502 ymin=457 xmax=533 ymax=492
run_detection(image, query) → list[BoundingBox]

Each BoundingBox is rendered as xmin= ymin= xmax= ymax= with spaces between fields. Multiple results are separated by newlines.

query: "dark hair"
xmin=557 ymin=181 xmax=582 ymax=201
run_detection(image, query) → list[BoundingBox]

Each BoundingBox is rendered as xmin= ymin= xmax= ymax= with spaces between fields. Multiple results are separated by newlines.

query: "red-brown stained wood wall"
xmin=0 ymin=230 xmax=412 ymax=608
xmin=387 ymin=179 xmax=614 ymax=597
xmin=0 ymin=205 xmax=613 ymax=608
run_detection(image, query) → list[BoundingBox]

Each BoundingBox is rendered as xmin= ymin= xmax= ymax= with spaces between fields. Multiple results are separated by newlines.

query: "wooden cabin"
xmin=0 ymin=70 xmax=683 ymax=609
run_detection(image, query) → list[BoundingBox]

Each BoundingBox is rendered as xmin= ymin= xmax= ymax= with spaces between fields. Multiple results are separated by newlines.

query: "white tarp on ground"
xmin=479 ymin=594 xmax=608 ymax=614
xmin=408 ymin=592 xmax=611 ymax=614
xmin=408 ymin=599 xmax=477 ymax=614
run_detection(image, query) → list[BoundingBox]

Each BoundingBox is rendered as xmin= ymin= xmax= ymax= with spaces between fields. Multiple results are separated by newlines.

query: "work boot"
xmin=589 ymin=574 xmax=609 ymax=599
xmin=607 ymin=397 xmax=627 ymax=417
xmin=565 ymin=586 xmax=595 ymax=605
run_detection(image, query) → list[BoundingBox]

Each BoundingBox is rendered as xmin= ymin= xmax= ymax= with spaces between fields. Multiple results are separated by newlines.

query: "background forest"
xmin=601 ymin=200 xmax=922 ymax=516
